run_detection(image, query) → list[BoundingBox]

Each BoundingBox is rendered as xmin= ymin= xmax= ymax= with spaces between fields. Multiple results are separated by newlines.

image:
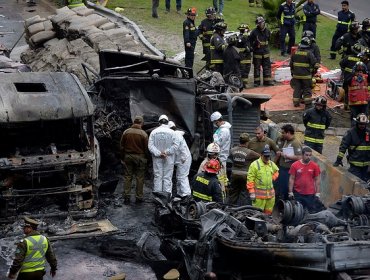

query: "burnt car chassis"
xmin=146 ymin=194 xmax=370 ymax=280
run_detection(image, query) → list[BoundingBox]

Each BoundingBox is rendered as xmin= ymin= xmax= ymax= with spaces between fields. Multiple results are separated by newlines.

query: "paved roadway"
xmin=316 ymin=0 xmax=369 ymax=22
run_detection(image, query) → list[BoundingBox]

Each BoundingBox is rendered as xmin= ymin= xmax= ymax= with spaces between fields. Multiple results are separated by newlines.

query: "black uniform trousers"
xmin=348 ymin=165 xmax=369 ymax=182
xmin=253 ymin=54 xmax=271 ymax=86
xmin=280 ymin=24 xmax=295 ymax=55
xmin=17 ymin=271 xmax=45 ymax=280
xmin=330 ymin=30 xmax=346 ymax=59
xmin=304 ymin=141 xmax=323 ymax=154
xmin=303 ymin=22 xmax=317 ymax=38
xmin=185 ymin=43 xmax=196 ymax=68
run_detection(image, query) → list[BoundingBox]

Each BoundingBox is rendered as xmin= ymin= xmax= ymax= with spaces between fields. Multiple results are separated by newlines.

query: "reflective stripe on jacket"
xmin=21 ymin=235 xmax=48 ymax=273
xmin=348 ymin=75 xmax=369 ymax=105
xmin=290 ymin=49 xmax=316 ymax=80
xmin=247 ymin=158 xmax=279 ymax=199
xmin=303 ymin=107 xmax=332 ymax=144
xmin=210 ymin=32 xmax=227 ymax=64
xmin=277 ymin=2 xmax=296 ymax=26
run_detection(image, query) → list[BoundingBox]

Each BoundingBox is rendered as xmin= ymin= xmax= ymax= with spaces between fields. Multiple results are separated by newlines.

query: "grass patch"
xmin=105 ymin=0 xmax=339 ymax=70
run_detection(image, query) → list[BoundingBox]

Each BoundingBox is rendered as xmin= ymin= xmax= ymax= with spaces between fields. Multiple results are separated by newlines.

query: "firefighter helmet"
xmin=299 ymin=37 xmax=311 ymax=48
xmin=186 ymin=7 xmax=197 ymax=16
xmin=205 ymin=159 xmax=221 ymax=174
xmin=255 ymin=16 xmax=265 ymax=25
xmin=313 ymin=96 xmax=327 ymax=106
xmin=238 ymin=23 xmax=249 ymax=31
xmin=353 ymin=61 xmax=368 ymax=73
xmin=302 ymin=30 xmax=314 ymax=39
xmin=362 ymin=18 xmax=370 ymax=32
xmin=227 ymin=34 xmax=238 ymax=45
xmin=206 ymin=143 xmax=221 ymax=153
xmin=354 ymin=113 xmax=369 ymax=124
xmin=214 ymin=22 xmax=227 ymax=31
xmin=205 ymin=7 xmax=216 ymax=16
xmin=350 ymin=21 xmax=360 ymax=31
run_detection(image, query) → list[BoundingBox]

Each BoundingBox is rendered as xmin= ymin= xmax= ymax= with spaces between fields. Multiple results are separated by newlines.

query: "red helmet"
xmin=186 ymin=7 xmax=197 ymax=16
xmin=205 ymin=159 xmax=221 ymax=174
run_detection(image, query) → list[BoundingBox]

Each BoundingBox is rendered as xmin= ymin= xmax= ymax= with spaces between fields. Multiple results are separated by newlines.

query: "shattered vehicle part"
xmin=0 ymin=72 xmax=100 ymax=222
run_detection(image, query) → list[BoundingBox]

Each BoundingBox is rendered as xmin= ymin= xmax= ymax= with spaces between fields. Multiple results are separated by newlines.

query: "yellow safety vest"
xmin=68 ymin=0 xmax=85 ymax=8
xmin=20 ymin=235 xmax=48 ymax=273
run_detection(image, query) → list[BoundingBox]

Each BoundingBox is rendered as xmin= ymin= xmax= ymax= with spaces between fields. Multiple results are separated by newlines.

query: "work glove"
xmin=249 ymin=192 xmax=256 ymax=201
xmin=333 ymin=158 xmax=343 ymax=167
xmin=288 ymin=192 xmax=294 ymax=200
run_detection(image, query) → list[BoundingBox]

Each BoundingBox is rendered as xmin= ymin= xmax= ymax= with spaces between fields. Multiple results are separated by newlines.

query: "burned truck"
xmin=87 ymin=50 xmax=270 ymax=173
xmin=0 ymin=72 xmax=100 ymax=221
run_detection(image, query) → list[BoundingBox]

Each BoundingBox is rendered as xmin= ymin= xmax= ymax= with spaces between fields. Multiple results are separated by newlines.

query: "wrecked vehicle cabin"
xmin=0 ymin=72 xmax=100 ymax=222
xmin=89 ymin=50 xmax=271 ymax=172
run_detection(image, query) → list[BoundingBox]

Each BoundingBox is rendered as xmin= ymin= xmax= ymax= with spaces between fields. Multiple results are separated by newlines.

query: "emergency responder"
xmin=334 ymin=113 xmax=370 ymax=182
xmin=168 ymin=121 xmax=192 ymax=198
xmin=358 ymin=18 xmax=370 ymax=48
xmin=120 ymin=115 xmax=149 ymax=204
xmin=64 ymin=0 xmax=85 ymax=8
xmin=249 ymin=17 xmax=273 ymax=87
xmin=223 ymin=34 xmax=241 ymax=85
xmin=288 ymin=146 xmax=323 ymax=213
xmin=303 ymin=96 xmax=332 ymax=154
xmin=302 ymin=0 xmax=320 ymax=38
xmin=210 ymin=111 xmax=231 ymax=192
xmin=339 ymin=43 xmax=362 ymax=111
xmin=191 ymin=159 xmax=223 ymax=203
xmin=198 ymin=7 xmax=216 ymax=69
xmin=210 ymin=22 xmax=228 ymax=74
xmin=228 ymin=133 xmax=260 ymax=205
xmin=247 ymin=147 xmax=279 ymax=214
xmin=183 ymin=7 xmax=198 ymax=68
xmin=347 ymin=62 xmax=370 ymax=125
xmin=274 ymin=124 xmax=302 ymax=200
xmin=302 ymin=30 xmax=321 ymax=63
xmin=290 ymin=36 xmax=317 ymax=108
xmin=335 ymin=21 xmax=361 ymax=58
xmin=329 ymin=1 xmax=355 ymax=60
xmin=247 ymin=125 xmax=279 ymax=155
xmin=236 ymin=24 xmax=252 ymax=88
xmin=198 ymin=143 xmax=221 ymax=172
xmin=277 ymin=0 xmax=296 ymax=57
xmin=148 ymin=115 xmax=180 ymax=196
xmin=7 ymin=217 xmax=57 ymax=280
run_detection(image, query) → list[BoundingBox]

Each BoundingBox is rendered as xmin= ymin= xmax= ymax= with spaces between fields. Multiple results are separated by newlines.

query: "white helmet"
xmin=210 ymin=111 xmax=222 ymax=122
xmin=206 ymin=143 xmax=221 ymax=153
xmin=158 ymin=114 xmax=169 ymax=122
xmin=168 ymin=121 xmax=176 ymax=128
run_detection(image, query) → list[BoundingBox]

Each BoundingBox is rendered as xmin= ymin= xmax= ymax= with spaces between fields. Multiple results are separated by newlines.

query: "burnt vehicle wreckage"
xmin=0 ymin=72 xmax=100 ymax=222
xmin=147 ymin=193 xmax=370 ymax=280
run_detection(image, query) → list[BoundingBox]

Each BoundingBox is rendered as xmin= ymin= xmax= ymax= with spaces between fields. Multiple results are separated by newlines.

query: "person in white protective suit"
xmin=168 ymin=121 xmax=192 ymax=198
xmin=210 ymin=111 xmax=231 ymax=190
xmin=148 ymin=115 xmax=180 ymax=194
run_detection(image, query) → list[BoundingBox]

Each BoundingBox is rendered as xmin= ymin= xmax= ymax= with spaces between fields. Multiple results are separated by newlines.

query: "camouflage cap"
xmin=163 ymin=268 xmax=180 ymax=280
xmin=239 ymin=132 xmax=250 ymax=142
xmin=108 ymin=273 xmax=126 ymax=280
xmin=23 ymin=216 xmax=39 ymax=227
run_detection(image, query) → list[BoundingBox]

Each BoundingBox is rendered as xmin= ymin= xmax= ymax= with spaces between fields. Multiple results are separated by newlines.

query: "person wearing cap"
xmin=288 ymin=146 xmax=323 ymax=213
xmin=7 ymin=217 xmax=57 ymax=279
xmin=148 ymin=115 xmax=180 ymax=195
xmin=228 ymin=133 xmax=260 ymax=205
xmin=163 ymin=268 xmax=180 ymax=280
xmin=191 ymin=158 xmax=223 ymax=203
xmin=303 ymin=96 xmax=332 ymax=154
xmin=210 ymin=111 xmax=231 ymax=193
xmin=289 ymin=36 xmax=318 ymax=108
xmin=168 ymin=121 xmax=192 ymax=198
xmin=247 ymin=147 xmax=279 ymax=214
xmin=247 ymin=125 xmax=279 ymax=155
xmin=120 ymin=115 xmax=149 ymax=204
xmin=334 ymin=113 xmax=370 ymax=181
xmin=183 ymin=7 xmax=198 ymax=68
xmin=329 ymin=1 xmax=355 ymax=60
xmin=274 ymin=124 xmax=302 ymax=200
xmin=198 ymin=7 xmax=216 ymax=69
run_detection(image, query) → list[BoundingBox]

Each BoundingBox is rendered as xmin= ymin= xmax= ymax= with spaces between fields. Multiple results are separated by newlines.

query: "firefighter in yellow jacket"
xmin=247 ymin=147 xmax=279 ymax=214
xmin=7 ymin=217 xmax=57 ymax=280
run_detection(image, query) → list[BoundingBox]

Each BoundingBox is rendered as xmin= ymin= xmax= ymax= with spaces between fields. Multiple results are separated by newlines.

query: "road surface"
xmin=316 ymin=0 xmax=369 ymax=23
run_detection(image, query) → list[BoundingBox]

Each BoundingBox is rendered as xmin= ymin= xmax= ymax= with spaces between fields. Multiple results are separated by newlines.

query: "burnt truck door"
xmin=0 ymin=72 xmax=99 ymax=221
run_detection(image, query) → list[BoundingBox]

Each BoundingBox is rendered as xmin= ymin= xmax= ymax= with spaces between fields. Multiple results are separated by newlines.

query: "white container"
xmin=320 ymin=69 xmax=342 ymax=81
xmin=274 ymin=67 xmax=292 ymax=82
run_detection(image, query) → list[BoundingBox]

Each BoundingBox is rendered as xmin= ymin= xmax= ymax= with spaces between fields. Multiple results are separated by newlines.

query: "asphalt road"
xmin=316 ymin=0 xmax=369 ymax=23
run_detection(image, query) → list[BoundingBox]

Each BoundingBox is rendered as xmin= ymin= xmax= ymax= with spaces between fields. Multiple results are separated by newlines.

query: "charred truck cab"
xmin=0 ymin=72 xmax=100 ymax=222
